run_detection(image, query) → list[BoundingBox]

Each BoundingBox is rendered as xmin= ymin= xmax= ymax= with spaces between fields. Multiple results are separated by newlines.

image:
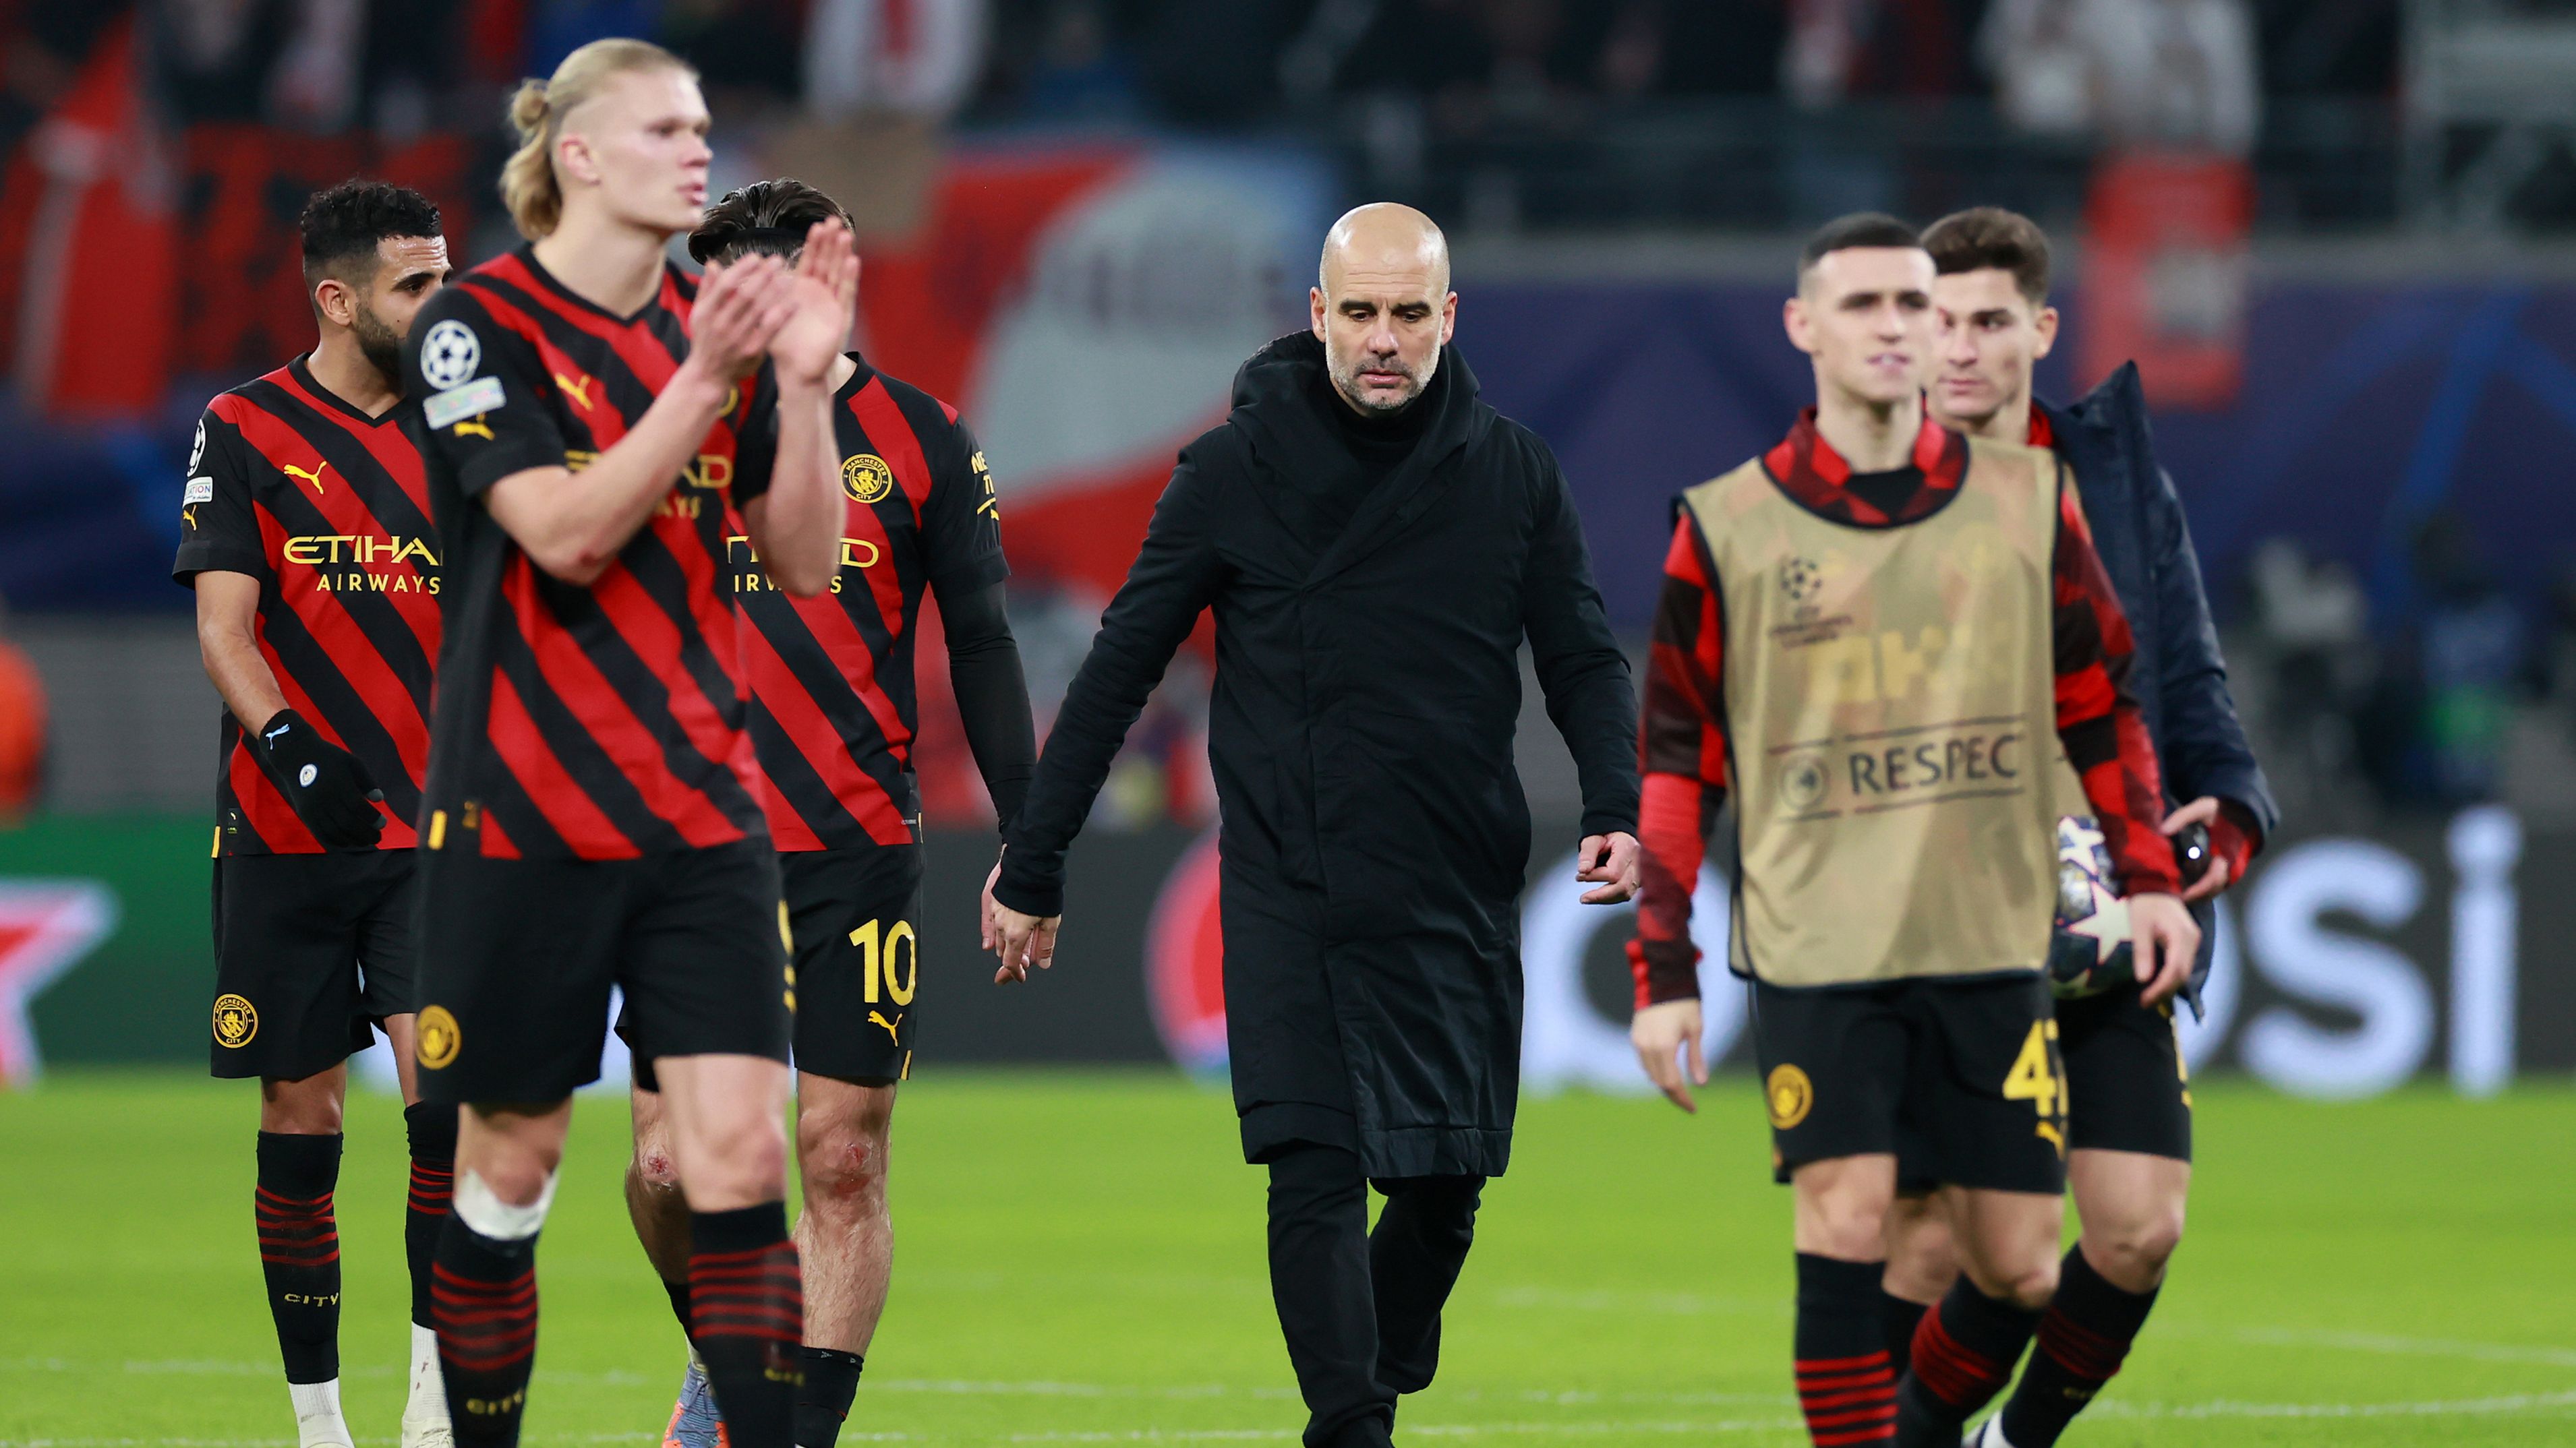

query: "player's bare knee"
xmin=687 ymin=1116 xmax=790 ymax=1201
xmin=467 ymin=1154 xmax=557 ymax=1207
xmin=798 ymin=1112 xmax=889 ymax=1209
xmin=459 ymin=1110 xmax=565 ymax=1203
xmin=628 ymin=1139 xmax=682 ymax=1193
xmin=1798 ymin=1186 xmax=1893 ymax=1260
xmin=1983 ymin=1253 xmax=2060 ymax=1311
xmin=800 ymin=1133 xmax=884 ymax=1207
xmin=2089 ymin=1205 xmax=2185 ymax=1290
xmin=1881 ymin=1214 xmax=1960 ymax=1303
xmin=259 ymin=1075 xmax=345 ymax=1135
xmin=258 ymin=1098 xmax=345 ymax=1135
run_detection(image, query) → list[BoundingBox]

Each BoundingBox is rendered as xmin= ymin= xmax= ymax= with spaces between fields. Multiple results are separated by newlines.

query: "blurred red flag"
xmin=2080 ymin=152 xmax=2253 ymax=411
xmin=10 ymin=19 xmax=177 ymax=421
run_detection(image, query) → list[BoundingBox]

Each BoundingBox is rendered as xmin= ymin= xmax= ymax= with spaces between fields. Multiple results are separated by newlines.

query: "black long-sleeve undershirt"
xmin=935 ymin=578 xmax=1036 ymax=831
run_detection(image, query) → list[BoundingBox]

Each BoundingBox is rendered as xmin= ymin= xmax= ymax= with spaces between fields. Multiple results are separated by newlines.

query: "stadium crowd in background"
xmin=0 ymin=0 xmax=2560 ymax=843
xmin=0 ymin=3 xmax=2403 ymax=139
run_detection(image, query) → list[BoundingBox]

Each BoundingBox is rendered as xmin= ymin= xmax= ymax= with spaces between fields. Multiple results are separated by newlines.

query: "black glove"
xmin=2173 ymin=820 xmax=2213 ymax=888
xmin=254 ymin=708 xmax=386 ymax=848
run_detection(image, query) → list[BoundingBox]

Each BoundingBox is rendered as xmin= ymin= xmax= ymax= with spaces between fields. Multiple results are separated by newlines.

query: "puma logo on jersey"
xmin=553 ymin=372 xmax=594 ymax=411
xmin=282 ymin=462 xmax=330 ymax=494
xmin=452 ymin=417 xmax=494 ymax=440
xmin=868 ymin=1010 xmax=901 ymax=1044
xmin=264 ymin=723 xmax=291 ymax=741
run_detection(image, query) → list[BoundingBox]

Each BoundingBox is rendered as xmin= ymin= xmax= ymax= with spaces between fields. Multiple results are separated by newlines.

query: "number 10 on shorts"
xmin=2005 ymin=1019 xmax=2070 ymax=1154
xmin=848 ymin=918 xmax=918 ymax=1006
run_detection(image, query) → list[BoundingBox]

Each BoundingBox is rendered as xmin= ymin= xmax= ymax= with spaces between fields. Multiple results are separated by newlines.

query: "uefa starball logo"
xmin=1779 ymin=556 xmax=1824 ymax=606
xmin=419 ymin=320 xmax=481 ymax=391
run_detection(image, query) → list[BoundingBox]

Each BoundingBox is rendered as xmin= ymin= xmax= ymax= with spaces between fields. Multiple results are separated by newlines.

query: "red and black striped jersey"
xmin=734 ymin=355 xmax=1006 ymax=851
xmin=401 ymin=247 xmax=775 ymax=861
xmin=172 ymin=356 xmax=439 ymax=855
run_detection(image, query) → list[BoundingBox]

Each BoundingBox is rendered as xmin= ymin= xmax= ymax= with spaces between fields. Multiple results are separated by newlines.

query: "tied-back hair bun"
xmin=496 ymin=38 xmax=695 ymax=243
xmin=507 ymin=79 xmax=551 ymax=142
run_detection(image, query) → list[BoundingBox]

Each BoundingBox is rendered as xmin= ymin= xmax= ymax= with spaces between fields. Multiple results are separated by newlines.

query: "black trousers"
xmin=1265 ymin=1145 xmax=1485 ymax=1448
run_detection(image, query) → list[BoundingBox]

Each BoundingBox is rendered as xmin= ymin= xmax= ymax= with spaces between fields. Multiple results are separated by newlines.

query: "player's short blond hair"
xmin=499 ymin=38 xmax=696 ymax=241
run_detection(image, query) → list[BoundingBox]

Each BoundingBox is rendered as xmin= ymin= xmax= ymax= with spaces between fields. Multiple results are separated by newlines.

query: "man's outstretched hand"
xmin=984 ymin=857 xmax=1060 ymax=984
xmin=1631 ymin=998 xmax=1706 ymax=1112
xmin=1577 ymin=831 xmax=1641 ymax=904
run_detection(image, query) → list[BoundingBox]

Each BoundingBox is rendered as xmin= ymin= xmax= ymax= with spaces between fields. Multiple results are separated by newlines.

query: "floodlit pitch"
xmin=2 ymin=1071 xmax=2570 ymax=1446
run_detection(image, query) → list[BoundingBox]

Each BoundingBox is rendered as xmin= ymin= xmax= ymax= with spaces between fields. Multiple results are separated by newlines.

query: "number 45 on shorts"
xmin=2004 ymin=1019 xmax=2070 ymax=1155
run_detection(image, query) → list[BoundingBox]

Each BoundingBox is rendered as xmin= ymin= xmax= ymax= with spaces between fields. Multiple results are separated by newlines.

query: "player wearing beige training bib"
xmin=1622 ymin=214 xmax=2197 ymax=1448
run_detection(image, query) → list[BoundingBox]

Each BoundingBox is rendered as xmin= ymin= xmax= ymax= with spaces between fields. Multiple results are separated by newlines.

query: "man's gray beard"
xmin=1333 ymin=349 xmax=1437 ymax=415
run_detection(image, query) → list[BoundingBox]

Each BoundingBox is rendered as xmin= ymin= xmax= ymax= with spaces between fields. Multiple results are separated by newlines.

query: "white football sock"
xmin=288 ymin=1379 xmax=353 ymax=1448
xmin=403 ymin=1322 xmax=450 ymax=1426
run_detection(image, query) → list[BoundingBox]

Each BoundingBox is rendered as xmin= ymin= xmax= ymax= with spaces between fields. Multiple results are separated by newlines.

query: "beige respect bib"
xmin=1684 ymin=436 xmax=2067 ymax=986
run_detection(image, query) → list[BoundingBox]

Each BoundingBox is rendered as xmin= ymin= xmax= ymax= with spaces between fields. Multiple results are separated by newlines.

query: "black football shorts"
xmin=622 ymin=842 xmax=925 ymax=1092
xmin=1898 ymin=917 xmax=2202 ymax=1188
xmin=210 ymin=849 xmax=419 ymax=1081
xmin=413 ymin=838 xmax=791 ymax=1104
xmin=2053 ymin=984 xmax=2192 ymax=1161
xmin=1751 ymin=972 xmax=2067 ymax=1196
xmin=780 ymin=842 xmax=925 ymax=1084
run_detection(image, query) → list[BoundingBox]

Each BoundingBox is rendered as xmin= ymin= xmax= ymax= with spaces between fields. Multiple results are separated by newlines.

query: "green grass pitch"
xmin=3 ymin=1070 xmax=2571 ymax=1445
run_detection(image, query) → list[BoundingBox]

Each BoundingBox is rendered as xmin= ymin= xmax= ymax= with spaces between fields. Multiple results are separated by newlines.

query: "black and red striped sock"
xmin=1896 ymin=1278 xmax=2041 ymax=1446
xmin=1877 ymin=1286 xmax=1930 ymax=1370
xmin=254 ymin=1132 xmax=343 ymax=1384
xmin=1793 ymin=1255 xmax=1898 ymax=1445
xmin=404 ymin=1103 xmax=458 ymax=1329
xmin=433 ymin=1216 xmax=539 ymax=1447
xmin=689 ymin=1202 xmax=804 ymax=1448
xmin=1995 ymin=1244 xmax=2159 ymax=1447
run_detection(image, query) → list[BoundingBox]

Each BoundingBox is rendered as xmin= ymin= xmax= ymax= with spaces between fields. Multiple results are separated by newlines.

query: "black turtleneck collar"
xmin=1316 ymin=365 xmax=1434 ymax=466
xmin=1226 ymin=330 xmax=1487 ymax=485
xmin=1222 ymin=330 xmax=1488 ymax=560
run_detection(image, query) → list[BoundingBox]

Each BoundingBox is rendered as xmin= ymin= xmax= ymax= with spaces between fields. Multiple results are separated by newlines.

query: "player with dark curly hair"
xmin=174 ymin=178 xmax=456 ymax=1448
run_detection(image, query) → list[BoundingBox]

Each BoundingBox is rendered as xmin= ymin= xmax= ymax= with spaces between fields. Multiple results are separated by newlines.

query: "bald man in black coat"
xmin=987 ymin=205 xmax=1641 ymax=1447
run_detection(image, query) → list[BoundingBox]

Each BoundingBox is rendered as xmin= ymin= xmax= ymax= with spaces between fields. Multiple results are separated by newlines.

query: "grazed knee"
xmin=799 ymin=1114 xmax=889 ymax=1208
xmin=631 ymin=1141 xmax=682 ymax=1193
